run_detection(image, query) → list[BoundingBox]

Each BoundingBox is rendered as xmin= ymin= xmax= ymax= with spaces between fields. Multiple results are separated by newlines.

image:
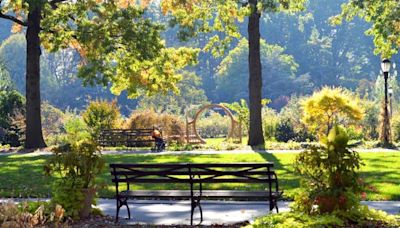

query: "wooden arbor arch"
xmin=186 ymin=104 xmax=242 ymax=144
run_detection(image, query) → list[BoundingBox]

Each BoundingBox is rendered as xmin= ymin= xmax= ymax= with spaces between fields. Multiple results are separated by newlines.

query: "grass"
xmin=0 ymin=151 xmax=399 ymax=200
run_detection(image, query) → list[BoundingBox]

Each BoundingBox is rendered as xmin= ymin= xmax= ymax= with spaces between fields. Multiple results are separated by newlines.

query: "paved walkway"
xmin=1 ymin=147 xmax=399 ymax=156
xmin=95 ymin=199 xmax=400 ymax=225
xmin=1 ymin=198 xmax=398 ymax=225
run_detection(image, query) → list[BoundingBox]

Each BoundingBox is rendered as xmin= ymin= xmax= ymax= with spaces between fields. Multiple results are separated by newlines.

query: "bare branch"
xmin=0 ymin=12 xmax=27 ymax=26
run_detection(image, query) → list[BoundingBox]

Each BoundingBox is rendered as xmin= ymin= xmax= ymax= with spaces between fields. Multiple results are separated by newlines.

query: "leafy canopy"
xmin=161 ymin=0 xmax=307 ymax=55
xmin=1 ymin=0 xmax=198 ymax=97
xmin=331 ymin=0 xmax=400 ymax=58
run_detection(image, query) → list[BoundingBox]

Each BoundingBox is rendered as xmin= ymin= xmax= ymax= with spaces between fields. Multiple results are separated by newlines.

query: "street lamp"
xmin=380 ymin=58 xmax=391 ymax=145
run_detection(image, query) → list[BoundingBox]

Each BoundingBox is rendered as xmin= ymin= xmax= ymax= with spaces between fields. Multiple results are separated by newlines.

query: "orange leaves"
xmin=116 ymin=0 xmax=152 ymax=9
xmin=140 ymin=0 xmax=152 ymax=8
xmin=69 ymin=39 xmax=88 ymax=65
xmin=10 ymin=14 xmax=24 ymax=33
xmin=11 ymin=23 xmax=23 ymax=33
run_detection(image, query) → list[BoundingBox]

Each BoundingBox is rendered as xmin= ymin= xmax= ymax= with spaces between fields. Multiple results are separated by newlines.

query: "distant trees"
xmin=216 ymin=38 xmax=309 ymax=104
xmin=138 ymin=71 xmax=208 ymax=115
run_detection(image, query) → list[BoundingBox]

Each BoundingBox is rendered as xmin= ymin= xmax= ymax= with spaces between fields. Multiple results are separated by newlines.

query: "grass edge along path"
xmin=0 ymin=152 xmax=399 ymax=200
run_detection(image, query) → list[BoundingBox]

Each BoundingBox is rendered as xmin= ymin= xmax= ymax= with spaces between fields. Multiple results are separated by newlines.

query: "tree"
xmin=138 ymin=71 xmax=208 ymax=114
xmin=332 ymin=0 xmax=400 ymax=58
xmin=0 ymin=34 xmax=27 ymax=93
xmin=0 ymin=1 xmax=197 ymax=148
xmin=162 ymin=0 xmax=306 ymax=146
xmin=215 ymin=38 xmax=306 ymax=103
xmin=82 ymin=99 xmax=121 ymax=139
xmin=302 ymin=87 xmax=363 ymax=136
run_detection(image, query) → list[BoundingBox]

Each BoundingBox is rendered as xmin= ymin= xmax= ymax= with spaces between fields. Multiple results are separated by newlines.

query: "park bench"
xmin=98 ymin=128 xmax=162 ymax=148
xmin=110 ymin=163 xmax=282 ymax=225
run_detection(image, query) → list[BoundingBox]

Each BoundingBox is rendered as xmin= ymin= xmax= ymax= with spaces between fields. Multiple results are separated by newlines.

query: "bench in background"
xmin=98 ymin=128 xmax=161 ymax=147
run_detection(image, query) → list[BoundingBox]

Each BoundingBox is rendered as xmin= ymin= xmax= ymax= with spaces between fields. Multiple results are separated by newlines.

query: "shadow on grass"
xmin=0 ymin=154 xmax=53 ymax=198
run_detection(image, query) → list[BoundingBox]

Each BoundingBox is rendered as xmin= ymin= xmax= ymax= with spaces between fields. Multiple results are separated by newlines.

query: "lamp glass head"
xmin=381 ymin=59 xmax=391 ymax=73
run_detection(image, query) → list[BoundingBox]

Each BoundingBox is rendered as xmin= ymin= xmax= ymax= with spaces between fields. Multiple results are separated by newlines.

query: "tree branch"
xmin=49 ymin=0 xmax=68 ymax=9
xmin=0 ymin=11 xmax=27 ymax=26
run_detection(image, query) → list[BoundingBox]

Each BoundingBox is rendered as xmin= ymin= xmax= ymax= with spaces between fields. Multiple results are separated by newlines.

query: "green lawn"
xmin=0 ymin=151 xmax=399 ymax=200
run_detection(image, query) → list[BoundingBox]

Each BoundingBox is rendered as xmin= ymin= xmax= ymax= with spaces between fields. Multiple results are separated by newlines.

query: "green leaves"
xmin=332 ymin=0 xmax=400 ymax=58
xmin=2 ymin=0 xmax=199 ymax=99
xmin=293 ymin=125 xmax=364 ymax=214
xmin=41 ymin=2 xmax=198 ymax=98
xmin=162 ymin=0 xmax=306 ymax=55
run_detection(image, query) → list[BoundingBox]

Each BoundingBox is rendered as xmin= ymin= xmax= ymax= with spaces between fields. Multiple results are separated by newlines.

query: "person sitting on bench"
xmin=151 ymin=128 xmax=165 ymax=151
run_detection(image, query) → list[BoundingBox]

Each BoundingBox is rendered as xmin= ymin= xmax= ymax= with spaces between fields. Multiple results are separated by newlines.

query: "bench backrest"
xmin=110 ymin=163 xmax=278 ymax=185
xmin=98 ymin=128 xmax=161 ymax=147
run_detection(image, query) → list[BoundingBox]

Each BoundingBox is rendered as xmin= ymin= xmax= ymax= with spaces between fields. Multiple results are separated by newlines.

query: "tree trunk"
xmin=247 ymin=0 xmax=264 ymax=146
xmin=25 ymin=5 xmax=46 ymax=149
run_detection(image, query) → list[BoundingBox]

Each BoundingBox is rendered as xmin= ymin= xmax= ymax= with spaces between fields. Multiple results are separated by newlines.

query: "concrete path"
xmin=95 ymin=199 xmax=400 ymax=225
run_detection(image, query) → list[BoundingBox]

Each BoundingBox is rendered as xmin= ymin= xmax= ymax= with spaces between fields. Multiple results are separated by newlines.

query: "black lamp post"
xmin=381 ymin=58 xmax=391 ymax=145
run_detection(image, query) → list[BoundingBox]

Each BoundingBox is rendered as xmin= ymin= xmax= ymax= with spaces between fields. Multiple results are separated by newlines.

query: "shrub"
xmin=0 ymin=90 xmax=25 ymax=146
xmin=82 ymin=99 xmax=121 ymax=139
xmin=360 ymin=100 xmax=379 ymax=140
xmin=279 ymin=96 xmax=315 ymax=142
xmin=44 ymin=141 xmax=104 ymax=219
xmin=392 ymin=113 xmax=400 ymax=142
xmin=196 ymin=111 xmax=230 ymax=138
xmin=249 ymin=206 xmax=399 ymax=228
xmin=293 ymin=125 xmax=363 ymax=214
xmin=57 ymin=114 xmax=91 ymax=144
xmin=0 ymin=201 xmax=65 ymax=227
xmin=42 ymin=102 xmax=65 ymax=145
xmin=275 ymin=120 xmax=296 ymax=142
xmin=262 ymin=107 xmax=279 ymax=140
xmin=124 ymin=109 xmax=185 ymax=142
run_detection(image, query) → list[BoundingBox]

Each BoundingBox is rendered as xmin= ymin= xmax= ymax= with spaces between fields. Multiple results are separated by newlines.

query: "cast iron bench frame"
xmin=110 ymin=163 xmax=282 ymax=225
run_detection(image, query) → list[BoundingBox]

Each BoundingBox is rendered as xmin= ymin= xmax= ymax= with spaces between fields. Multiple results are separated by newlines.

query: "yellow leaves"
xmin=117 ymin=0 xmax=131 ymax=9
xmin=11 ymin=23 xmax=23 ymax=33
xmin=302 ymin=87 xmax=363 ymax=136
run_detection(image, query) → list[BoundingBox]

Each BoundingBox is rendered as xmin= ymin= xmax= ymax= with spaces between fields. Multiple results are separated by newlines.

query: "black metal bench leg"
xmin=269 ymin=199 xmax=274 ymax=212
xmin=116 ymin=200 xmax=121 ymax=222
xmin=190 ymin=204 xmax=194 ymax=226
xmin=199 ymin=203 xmax=203 ymax=223
xmin=126 ymin=203 xmax=131 ymax=219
